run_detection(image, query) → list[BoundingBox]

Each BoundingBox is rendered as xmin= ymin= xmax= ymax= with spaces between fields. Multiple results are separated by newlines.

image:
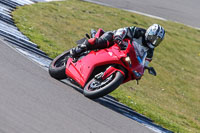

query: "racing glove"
xmin=114 ymin=35 xmax=123 ymax=45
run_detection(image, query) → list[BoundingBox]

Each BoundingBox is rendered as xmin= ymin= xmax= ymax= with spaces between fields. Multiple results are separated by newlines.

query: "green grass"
xmin=12 ymin=0 xmax=200 ymax=132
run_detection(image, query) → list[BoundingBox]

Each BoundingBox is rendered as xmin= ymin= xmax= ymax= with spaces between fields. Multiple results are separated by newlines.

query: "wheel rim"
xmin=88 ymin=74 xmax=114 ymax=91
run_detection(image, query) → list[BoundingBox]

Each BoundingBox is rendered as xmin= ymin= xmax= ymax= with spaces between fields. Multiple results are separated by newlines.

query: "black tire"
xmin=49 ymin=50 xmax=71 ymax=80
xmin=83 ymin=71 xmax=124 ymax=99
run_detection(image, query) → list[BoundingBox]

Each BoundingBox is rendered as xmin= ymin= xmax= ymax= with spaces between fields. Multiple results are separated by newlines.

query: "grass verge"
xmin=12 ymin=0 xmax=200 ymax=132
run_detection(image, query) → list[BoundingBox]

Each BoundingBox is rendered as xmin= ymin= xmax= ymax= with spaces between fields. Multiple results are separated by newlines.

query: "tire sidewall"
xmin=48 ymin=50 xmax=71 ymax=80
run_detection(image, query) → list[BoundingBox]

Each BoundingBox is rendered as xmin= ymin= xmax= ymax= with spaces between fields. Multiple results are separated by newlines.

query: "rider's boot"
xmin=70 ymin=40 xmax=89 ymax=58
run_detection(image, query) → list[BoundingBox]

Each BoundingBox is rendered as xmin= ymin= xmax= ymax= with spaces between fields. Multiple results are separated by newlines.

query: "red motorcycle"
xmin=49 ymin=29 xmax=156 ymax=99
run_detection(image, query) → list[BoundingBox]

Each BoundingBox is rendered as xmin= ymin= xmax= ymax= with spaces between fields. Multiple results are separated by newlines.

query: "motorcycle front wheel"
xmin=49 ymin=50 xmax=71 ymax=80
xmin=83 ymin=71 xmax=124 ymax=99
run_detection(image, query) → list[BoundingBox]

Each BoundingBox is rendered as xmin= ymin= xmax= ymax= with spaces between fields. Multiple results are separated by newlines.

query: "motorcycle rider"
xmin=70 ymin=24 xmax=165 ymax=68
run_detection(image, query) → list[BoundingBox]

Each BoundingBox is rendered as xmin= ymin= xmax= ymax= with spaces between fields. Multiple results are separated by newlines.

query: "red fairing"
xmin=65 ymin=45 xmax=125 ymax=87
xmin=65 ymin=39 xmax=145 ymax=87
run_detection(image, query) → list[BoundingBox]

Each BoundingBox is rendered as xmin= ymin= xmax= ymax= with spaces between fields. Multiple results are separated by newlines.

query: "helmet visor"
xmin=147 ymin=35 xmax=162 ymax=47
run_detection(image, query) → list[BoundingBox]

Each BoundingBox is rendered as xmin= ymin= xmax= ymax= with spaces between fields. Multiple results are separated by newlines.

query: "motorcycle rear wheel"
xmin=83 ymin=71 xmax=124 ymax=99
xmin=49 ymin=50 xmax=70 ymax=80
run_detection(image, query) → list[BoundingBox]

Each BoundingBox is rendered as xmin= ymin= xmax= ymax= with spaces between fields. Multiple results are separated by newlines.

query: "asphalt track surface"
xmin=86 ymin=0 xmax=200 ymax=29
xmin=0 ymin=40 xmax=157 ymax=133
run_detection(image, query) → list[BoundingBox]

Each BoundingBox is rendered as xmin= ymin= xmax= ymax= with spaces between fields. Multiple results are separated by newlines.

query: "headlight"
xmin=125 ymin=56 xmax=131 ymax=63
xmin=125 ymin=56 xmax=132 ymax=66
